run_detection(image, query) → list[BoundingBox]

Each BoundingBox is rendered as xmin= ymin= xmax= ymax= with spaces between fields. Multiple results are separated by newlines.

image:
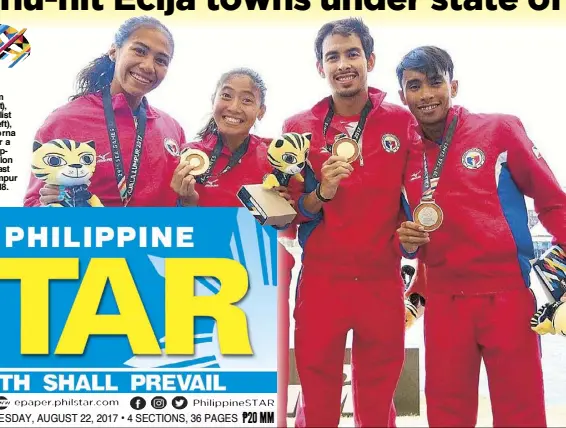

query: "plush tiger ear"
xmin=85 ymin=140 xmax=96 ymax=150
xmin=33 ymin=140 xmax=42 ymax=152
xmin=302 ymin=133 xmax=312 ymax=142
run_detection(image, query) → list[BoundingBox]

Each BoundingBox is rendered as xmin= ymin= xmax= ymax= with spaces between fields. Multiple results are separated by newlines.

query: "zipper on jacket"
xmin=359 ymin=140 xmax=364 ymax=166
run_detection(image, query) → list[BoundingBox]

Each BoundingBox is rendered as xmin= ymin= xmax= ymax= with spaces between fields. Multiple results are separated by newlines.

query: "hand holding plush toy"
xmin=32 ymin=138 xmax=103 ymax=207
xmin=263 ymin=132 xmax=311 ymax=190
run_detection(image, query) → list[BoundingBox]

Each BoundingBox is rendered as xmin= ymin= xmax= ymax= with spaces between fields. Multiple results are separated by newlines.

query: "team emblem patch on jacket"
xmin=164 ymin=138 xmax=180 ymax=157
xmin=381 ymin=134 xmax=400 ymax=153
xmin=462 ymin=148 xmax=485 ymax=169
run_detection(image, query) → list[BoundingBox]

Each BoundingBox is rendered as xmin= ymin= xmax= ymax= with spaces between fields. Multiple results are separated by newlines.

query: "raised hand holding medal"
xmin=318 ymin=155 xmax=353 ymax=201
xmin=413 ymin=117 xmax=458 ymax=232
xmin=397 ymin=221 xmax=430 ymax=254
xmin=172 ymin=135 xmax=249 ymax=206
xmin=313 ymin=99 xmax=371 ymax=203
xmin=192 ymin=134 xmax=250 ymax=186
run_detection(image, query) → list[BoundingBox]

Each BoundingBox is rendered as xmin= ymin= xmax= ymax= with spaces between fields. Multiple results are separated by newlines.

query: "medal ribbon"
xmin=421 ymin=116 xmax=458 ymax=202
xmin=195 ymin=134 xmax=250 ymax=185
xmin=322 ymin=98 xmax=372 ymax=153
xmin=102 ymin=87 xmax=147 ymax=207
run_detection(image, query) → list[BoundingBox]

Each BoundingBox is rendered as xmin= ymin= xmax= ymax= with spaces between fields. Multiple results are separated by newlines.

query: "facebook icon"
xmin=130 ymin=397 xmax=146 ymax=410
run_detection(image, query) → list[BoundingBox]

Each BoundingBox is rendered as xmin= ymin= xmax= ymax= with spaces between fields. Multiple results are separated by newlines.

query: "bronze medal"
xmin=332 ymin=137 xmax=360 ymax=163
xmin=413 ymin=201 xmax=444 ymax=232
xmin=181 ymin=149 xmax=210 ymax=176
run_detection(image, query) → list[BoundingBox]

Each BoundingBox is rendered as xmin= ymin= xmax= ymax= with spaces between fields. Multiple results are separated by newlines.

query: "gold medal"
xmin=332 ymin=137 xmax=360 ymax=163
xmin=180 ymin=149 xmax=210 ymax=176
xmin=413 ymin=201 xmax=443 ymax=232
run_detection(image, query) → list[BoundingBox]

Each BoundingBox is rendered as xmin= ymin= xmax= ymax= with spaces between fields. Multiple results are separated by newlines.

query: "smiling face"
xmin=317 ymin=33 xmax=374 ymax=99
xmin=212 ymin=74 xmax=265 ymax=142
xmin=399 ymin=69 xmax=458 ymax=127
xmin=108 ymin=26 xmax=172 ymax=107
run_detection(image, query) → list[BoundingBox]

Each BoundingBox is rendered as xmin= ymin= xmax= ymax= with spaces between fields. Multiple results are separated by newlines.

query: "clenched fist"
xmin=318 ymin=155 xmax=353 ymax=200
xmin=170 ymin=161 xmax=200 ymax=206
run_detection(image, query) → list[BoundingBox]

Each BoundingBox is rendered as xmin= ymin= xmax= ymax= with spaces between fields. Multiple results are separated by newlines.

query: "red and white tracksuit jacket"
xmin=284 ymin=87 xmax=420 ymax=427
xmin=404 ymin=106 xmax=566 ymax=427
xmin=24 ymin=93 xmax=185 ymax=207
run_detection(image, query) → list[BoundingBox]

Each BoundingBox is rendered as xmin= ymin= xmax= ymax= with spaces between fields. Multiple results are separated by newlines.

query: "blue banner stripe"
xmin=255 ymin=222 xmax=270 ymax=285
xmin=0 ymin=371 xmax=276 ymax=393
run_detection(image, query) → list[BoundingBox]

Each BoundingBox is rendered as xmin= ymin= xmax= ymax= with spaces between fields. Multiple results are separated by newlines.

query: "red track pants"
xmin=424 ymin=288 xmax=546 ymax=427
xmin=294 ymin=270 xmax=405 ymax=427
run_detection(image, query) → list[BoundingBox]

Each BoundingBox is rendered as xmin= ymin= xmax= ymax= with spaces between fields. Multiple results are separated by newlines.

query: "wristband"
xmin=315 ymin=183 xmax=332 ymax=203
xmin=176 ymin=198 xmax=197 ymax=207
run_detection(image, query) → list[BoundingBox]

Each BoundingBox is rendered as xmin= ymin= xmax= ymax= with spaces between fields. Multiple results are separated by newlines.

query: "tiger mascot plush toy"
xmin=31 ymin=138 xmax=104 ymax=207
xmin=531 ymin=300 xmax=566 ymax=337
xmin=263 ymin=132 xmax=311 ymax=189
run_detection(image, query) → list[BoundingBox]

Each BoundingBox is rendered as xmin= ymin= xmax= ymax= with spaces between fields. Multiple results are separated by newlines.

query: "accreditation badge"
xmin=413 ymin=201 xmax=444 ymax=232
xmin=180 ymin=148 xmax=211 ymax=176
